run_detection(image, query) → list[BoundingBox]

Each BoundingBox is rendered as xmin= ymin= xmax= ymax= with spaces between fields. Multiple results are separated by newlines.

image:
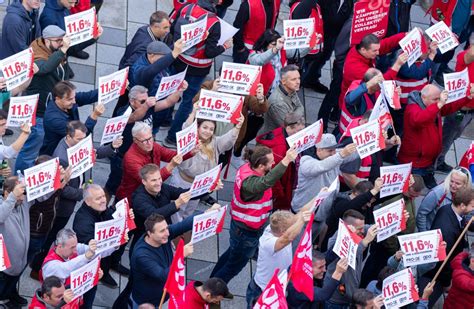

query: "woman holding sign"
xmin=167 ymin=103 xmax=244 ymax=223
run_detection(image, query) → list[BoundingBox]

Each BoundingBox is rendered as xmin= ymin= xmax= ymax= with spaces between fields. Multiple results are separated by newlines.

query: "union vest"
xmin=243 ymin=0 xmax=281 ymax=49
xmin=339 ymin=80 xmax=376 ymax=134
xmin=395 ymin=61 xmax=431 ymax=105
xmin=289 ymin=1 xmax=324 ymax=54
xmin=39 ymin=247 xmax=78 ymax=285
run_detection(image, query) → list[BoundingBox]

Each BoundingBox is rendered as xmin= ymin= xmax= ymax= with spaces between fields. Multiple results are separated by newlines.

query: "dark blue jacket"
xmin=0 ymin=1 xmax=41 ymax=59
xmin=39 ymin=0 xmax=70 ymax=31
xmin=129 ymin=53 xmax=173 ymax=96
xmin=286 ymin=275 xmax=340 ymax=308
xmin=40 ymin=89 xmax=98 ymax=156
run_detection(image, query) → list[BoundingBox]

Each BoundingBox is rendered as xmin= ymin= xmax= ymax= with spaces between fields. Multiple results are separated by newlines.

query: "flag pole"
xmin=158 ymin=288 xmax=167 ymax=309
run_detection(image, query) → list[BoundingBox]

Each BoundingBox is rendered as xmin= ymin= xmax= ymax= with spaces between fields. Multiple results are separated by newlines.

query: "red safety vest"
xmin=356 ymin=156 xmax=372 ymax=179
xmin=243 ymin=0 xmax=281 ymax=49
xmin=177 ymin=5 xmax=219 ymax=68
xmin=289 ymin=1 xmax=324 ymax=54
xmin=339 ymin=80 xmax=376 ymax=134
xmin=395 ymin=63 xmax=431 ymax=105
xmin=39 ymin=247 xmax=78 ymax=285
xmin=248 ymin=49 xmax=287 ymax=95
xmin=429 ymin=0 xmax=458 ymax=27
xmin=231 ymin=163 xmax=273 ymax=230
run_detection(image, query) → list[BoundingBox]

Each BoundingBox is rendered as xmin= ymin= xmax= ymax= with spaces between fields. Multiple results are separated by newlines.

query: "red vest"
xmin=243 ymin=0 xmax=281 ymax=49
xmin=40 ymin=247 xmax=78 ymax=285
xmin=29 ymin=295 xmax=46 ymax=309
xmin=339 ymin=80 xmax=376 ymax=134
xmin=395 ymin=62 xmax=431 ymax=104
xmin=231 ymin=163 xmax=273 ymax=230
xmin=289 ymin=1 xmax=324 ymax=54
xmin=356 ymin=156 xmax=372 ymax=179
xmin=248 ymin=49 xmax=287 ymax=96
xmin=429 ymin=0 xmax=457 ymax=27
xmin=177 ymin=5 xmax=219 ymax=68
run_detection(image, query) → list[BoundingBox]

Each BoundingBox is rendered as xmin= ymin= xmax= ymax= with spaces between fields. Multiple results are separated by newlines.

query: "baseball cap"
xmin=146 ymin=41 xmax=171 ymax=55
xmin=315 ymin=133 xmax=340 ymax=149
xmin=42 ymin=25 xmax=66 ymax=39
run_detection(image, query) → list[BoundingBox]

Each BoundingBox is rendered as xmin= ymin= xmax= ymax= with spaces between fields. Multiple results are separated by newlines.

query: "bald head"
xmin=420 ymin=84 xmax=441 ymax=106
xmin=363 ymin=68 xmax=382 ymax=82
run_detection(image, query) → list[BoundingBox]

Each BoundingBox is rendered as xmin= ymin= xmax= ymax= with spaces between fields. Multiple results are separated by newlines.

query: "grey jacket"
xmin=416 ymin=183 xmax=452 ymax=232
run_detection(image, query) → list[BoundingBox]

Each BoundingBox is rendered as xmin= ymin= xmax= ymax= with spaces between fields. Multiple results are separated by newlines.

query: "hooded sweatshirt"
xmin=0 ymin=1 xmax=41 ymax=59
xmin=39 ymin=0 xmax=71 ymax=31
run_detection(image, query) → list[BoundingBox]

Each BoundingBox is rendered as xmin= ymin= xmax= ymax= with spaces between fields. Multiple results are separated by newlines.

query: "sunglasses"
xmin=454 ymin=166 xmax=470 ymax=176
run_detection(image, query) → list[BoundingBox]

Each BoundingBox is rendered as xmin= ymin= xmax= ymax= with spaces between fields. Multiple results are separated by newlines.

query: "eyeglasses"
xmin=454 ymin=166 xmax=470 ymax=176
xmin=48 ymin=39 xmax=63 ymax=43
xmin=135 ymin=136 xmax=153 ymax=144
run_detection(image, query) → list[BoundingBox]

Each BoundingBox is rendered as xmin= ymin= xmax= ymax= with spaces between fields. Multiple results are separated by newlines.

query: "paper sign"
xmin=69 ymin=256 xmax=100 ymax=298
xmin=67 ymin=135 xmax=95 ymax=179
xmin=176 ymin=119 xmax=198 ymax=156
xmin=309 ymin=177 xmax=338 ymax=213
xmin=197 ymin=89 xmax=244 ymax=124
xmin=369 ymin=95 xmax=393 ymax=130
xmin=190 ymin=164 xmax=221 ymax=198
xmin=382 ymin=268 xmax=419 ymax=309
xmin=350 ymin=119 xmax=385 ymax=159
xmin=181 ymin=15 xmax=207 ymax=53
xmin=444 ymin=68 xmax=469 ymax=103
xmin=333 ymin=219 xmax=362 ymax=270
xmin=283 ymin=18 xmax=315 ymax=50
xmin=425 ymin=21 xmax=459 ymax=54
xmin=191 ymin=206 xmax=227 ymax=244
xmin=218 ymin=18 xmax=238 ymax=46
xmin=0 ymin=48 xmax=34 ymax=91
xmin=98 ymin=67 xmax=128 ymax=105
xmin=380 ymin=163 xmax=412 ymax=198
xmin=155 ymin=68 xmax=187 ymax=100
xmin=399 ymin=28 xmax=423 ymax=67
xmin=100 ymin=114 xmax=129 ymax=145
xmin=286 ymin=119 xmax=323 ymax=154
xmin=218 ymin=62 xmax=262 ymax=95
xmin=0 ymin=234 xmax=11 ymax=272
xmin=24 ymin=158 xmax=61 ymax=202
xmin=113 ymin=198 xmax=136 ymax=231
xmin=373 ymin=198 xmax=406 ymax=242
xmin=94 ymin=217 xmax=126 ymax=253
xmin=381 ymin=81 xmax=401 ymax=110
xmin=64 ymin=8 xmax=97 ymax=46
xmin=350 ymin=0 xmax=390 ymax=45
xmin=398 ymin=229 xmax=446 ymax=267
xmin=7 ymin=94 xmax=38 ymax=127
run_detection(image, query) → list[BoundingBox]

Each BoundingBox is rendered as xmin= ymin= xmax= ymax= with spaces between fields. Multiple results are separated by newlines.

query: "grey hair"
xmin=132 ymin=121 xmax=152 ymax=138
xmin=281 ymin=64 xmax=299 ymax=79
xmin=56 ymin=228 xmax=76 ymax=246
xmin=128 ymin=85 xmax=148 ymax=100
xmin=83 ymin=184 xmax=103 ymax=200
xmin=421 ymin=84 xmax=440 ymax=97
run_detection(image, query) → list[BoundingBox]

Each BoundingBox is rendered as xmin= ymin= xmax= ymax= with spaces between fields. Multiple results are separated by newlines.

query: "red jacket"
xmin=398 ymin=93 xmax=468 ymax=168
xmin=256 ymin=127 xmax=295 ymax=211
xmin=70 ymin=0 xmax=90 ymax=14
xmin=115 ymin=143 xmax=193 ymax=206
xmin=184 ymin=281 xmax=209 ymax=309
xmin=443 ymin=252 xmax=474 ymax=309
xmin=339 ymin=32 xmax=406 ymax=108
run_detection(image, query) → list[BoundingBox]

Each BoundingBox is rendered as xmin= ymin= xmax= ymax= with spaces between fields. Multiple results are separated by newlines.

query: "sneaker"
xmin=70 ymin=50 xmax=89 ymax=60
xmin=436 ymin=162 xmax=453 ymax=174
xmin=111 ymin=263 xmax=130 ymax=277
xmin=30 ymin=269 xmax=40 ymax=281
xmin=4 ymin=129 xmax=13 ymax=136
xmin=422 ymin=173 xmax=438 ymax=190
xmin=231 ymin=153 xmax=245 ymax=169
xmin=100 ymin=272 xmax=118 ymax=289
xmin=7 ymin=293 xmax=27 ymax=306
xmin=162 ymin=137 xmax=177 ymax=149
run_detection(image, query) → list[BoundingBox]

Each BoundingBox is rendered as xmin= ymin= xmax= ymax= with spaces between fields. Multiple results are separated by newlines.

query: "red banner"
xmin=350 ymin=0 xmax=390 ymax=45
xmin=165 ymin=239 xmax=186 ymax=309
xmin=253 ymin=269 xmax=288 ymax=309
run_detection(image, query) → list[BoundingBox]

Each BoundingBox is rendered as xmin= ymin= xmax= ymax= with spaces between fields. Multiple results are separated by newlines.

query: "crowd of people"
xmin=0 ymin=0 xmax=474 ymax=308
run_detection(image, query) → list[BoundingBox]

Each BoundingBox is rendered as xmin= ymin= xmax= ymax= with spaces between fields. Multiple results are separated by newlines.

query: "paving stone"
xmin=222 ymin=296 xmax=248 ymax=309
xmin=99 ymin=0 xmax=127 ymax=30
xmin=158 ymin=0 xmax=174 ymax=13
xmin=72 ymin=81 xmax=96 ymax=92
xmin=191 ymin=234 xmax=219 ymax=262
xmin=217 ymin=179 xmax=234 ymax=201
xmin=70 ymin=63 xmax=96 ymax=84
xmin=69 ymin=44 xmax=97 ymax=67
xmin=97 ymin=44 xmax=126 ymax=66
xmin=128 ymin=0 xmax=156 ymax=23
xmin=98 ymin=26 xmax=127 ymax=47
xmin=127 ymin=22 xmax=146 ymax=44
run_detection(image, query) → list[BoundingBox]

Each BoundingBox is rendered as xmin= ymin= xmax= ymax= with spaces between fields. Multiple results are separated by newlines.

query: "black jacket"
xmin=72 ymin=202 xmax=115 ymax=244
xmin=29 ymin=190 xmax=62 ymax=237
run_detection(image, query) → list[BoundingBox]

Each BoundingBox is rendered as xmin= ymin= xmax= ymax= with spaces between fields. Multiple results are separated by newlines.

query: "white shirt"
xmin=254 ymin=226 xmax=293 ymax=290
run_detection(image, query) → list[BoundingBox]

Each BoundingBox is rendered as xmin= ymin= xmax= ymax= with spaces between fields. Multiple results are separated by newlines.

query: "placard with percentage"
xmin=176 ymin=119 xmax=197 ymax=156
xmin=191 ymin=206 xmax=226 ymax=244
xmin=379 ymin=163 xmax=412 ymax=198
xmin=7 ymin=94 xmax=38 ymax=127
xmin=309 ymin=177 xmax=338 ymax=213
xmin=218 ymin=62 xmax=261 ymax=95
xmin=283 ymin=18 xmax=315 ymax=50
xmin=100 ymin=114 xmax=129 ymax=145
xmin=181 ymin=15 xmax=207 ymax=52
xmin=197 ymin=89 xmax=244 ymax=124
xmin=381 ymin=80 xmax=401 ymax=110
xmin=67 ymin=135 xmax=94 ymax=179
xmin=112 ymin=198 xmax=137 ymax=231
xmin=398 ymin=229 xmax=446 ymax=267
xmin=373 ymin=198 xmax=406 ymax=242
xmin=94 ymin=217 xmax=126 ymax=253
xmin=155 ymin=68 xmax=187 ymax=100
xmin=0 ymin=48 xmax=34 ymax=91
xmin=64 ymin=7 xmax=97 ymax=46
xmin=369 ymin=95 xmax=393 ymax=130
xmin=350 ymin=119 xmax=385 ymax=159
xmin=0 ymin=234 xmax=11 ymax=272
xmin=98 ymin=67 xmax=128 ymax=105
xmin=24 ymin=158 xmax=61 ymax=202
xmin=382 ymin=268 xmax=419 ymax=309
xmin=425 ymin=21 xmax=459 ymax=54
xmin=333 ymin=219 xmax=362 ymax=270
xmin=69 ymin=256 xmax=100 ymax=298
xmin=444 ymin=68 xmax=469 ymax=103
xmin=286 ymin=119 xmax=323 ymax=154
xmin=399 ymin=28 xmax=422 ymax=67
xmin=190 ymin=164 xmax=221 ymax=198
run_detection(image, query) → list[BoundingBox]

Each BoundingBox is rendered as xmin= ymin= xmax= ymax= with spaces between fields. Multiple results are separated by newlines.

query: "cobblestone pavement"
xmin=0 ymin=0 xmax=472 ymax=308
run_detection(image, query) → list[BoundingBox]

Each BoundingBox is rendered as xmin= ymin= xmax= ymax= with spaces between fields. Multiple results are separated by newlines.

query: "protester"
xmin=29 ymin=276 xmax=76 ymax=309
xmin=0 ymin=112 xmax=31 ymax=160
xmin=443 ymin=249 xmax=474 ymax=308
xmin=185 ymin=278 xmax=231 ymax=308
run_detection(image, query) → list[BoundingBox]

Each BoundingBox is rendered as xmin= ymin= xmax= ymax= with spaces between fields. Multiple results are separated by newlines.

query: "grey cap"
xmin=146 ymin=41 xmax=171 ymax=55
xmin=42 ymin=25 xmax=66 ymax=39
xmin=315 ymin=134 xmax=339 ymax=149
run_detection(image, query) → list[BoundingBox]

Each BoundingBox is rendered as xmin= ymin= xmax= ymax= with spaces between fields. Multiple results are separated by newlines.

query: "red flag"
xmin=399 ymin=200 xmax=407 ymax=231
xmin=0 ymin=234 xmax=11 ymax=271
xmin=248 ymin=68 xmax=262 ymax=96
xmin=460 ymin=142 xmax=474 ymax=169
xmin=229 ymin=97 xmax=244 ymax=124
xmin=253 ymin=269 xmax=288 ymax=309
xmin=436 ymin=230 xmax=447 ymax=261
xmin=164 ymin=239 xmax=186 ymax=309
xmin=339 ymin=119 xmax=359 ymax=143
xmin=289 ymin=213 xmax=315 ymax=301
xmin=124 ymin=198 xmax=136 ymax=230
xmin=61 ymin=298 xmax=81 ymax=309
xmin=215 ymin=206 xmax=227 ymax=234
xmin=53 ymin=159 xmax=62 ymax=190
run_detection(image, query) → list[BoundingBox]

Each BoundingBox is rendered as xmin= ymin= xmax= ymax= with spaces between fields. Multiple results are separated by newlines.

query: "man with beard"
xmin=210 ymin=145 xmax=298 ymax=283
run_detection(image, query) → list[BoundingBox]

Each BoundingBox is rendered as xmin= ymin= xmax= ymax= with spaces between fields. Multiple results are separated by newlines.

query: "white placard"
xmin=350 ymin=119 xmax=385 ymax=159
xmin=399 ymin=28 xmax=423 ymax=67
xmin=218 ymin=62 xmax=261 ymax=95
xmin=382 ymin=268 xmax=419 ymax=309
xmin=24 ymin=158 xmax=60 ymax=202
xmin=191 ymin=206 xmax=226 ymax=244
xmin=181 ymin=15 xmax=207 ymax=52
xmin=155 ymin=68 xmax=187 ymax=100
xmin=398 ymin=229 xmax=446 ymax=267
xmin=381 ymin=80 xmax=401 ymax=110
xmin=98 ymin=67 xmax=129 ymax=105
xmin=286 ymin=119 xmax=323 ymax=154
xmin=94 ymin=217 xmax=126 ymax=254
xmin=190 ymin=164 xmax=221 ymax=198
xmin=64 ymin=8 xmax=97 ymax=46
xmin=67 ymin=135 xmax=94 ymax=179
xmin=379 ymin=163 xmax=412 ymax=198
xmin=373 ymin=198 xmax=406 ymax=242
xmin=309 ymin=177 xmax=338 ymax=213
xmin=176 ymin=119 xmax=198 ymax=156
xmin=6 ymin=94 xmax=38 ymax=127
xmin=283 ymin=18 xmax=315 ymax=50
xmin=369 ymin=95 xmax=392 ymax=130
xmin=69 ymin=256 xmax=100 ymax=298
xmin=0 ymin=234 xmax=11 ymax=272
xmin=0 ymin=48 xmax=34 ymax=91
xmin=425 ymin=21 xmax=459 ymax=54
xmin=332 ymin=219 xmax=361 ymax=270
xmin=444 ymin=68 xmax=469 ymax=103
xmin=218 ymin=18 xmax=238 ymax=46
xmin=100 ymin=114 xmax=129 ymax=145
xmin=197 ymin=89 xmax=244 ymax=124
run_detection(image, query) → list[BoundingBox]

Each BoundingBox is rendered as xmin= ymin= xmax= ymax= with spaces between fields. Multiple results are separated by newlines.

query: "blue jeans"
xmin=166 ymin=74 xmax=206 ymax=143
xmin=210 ymin=220 xmax=262 ymax=283
xmin=324 ymin=302 xmax=350 ymax=309
xmin=246 ymin=278 xmax=262 ymax=309
xmin=15 ymin=117 xmax=44 ymax=173
xmin=27 ymin=235 xmax=47 ymax=265
xmin=105 ymin=155 xmax=123 ymax=196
